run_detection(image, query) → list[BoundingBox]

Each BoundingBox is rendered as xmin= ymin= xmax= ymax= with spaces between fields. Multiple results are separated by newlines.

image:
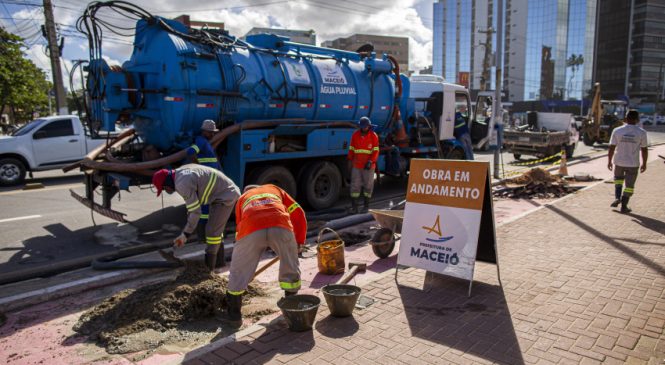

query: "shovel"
xmin=158 ymin=248 xmax=183 ymax=264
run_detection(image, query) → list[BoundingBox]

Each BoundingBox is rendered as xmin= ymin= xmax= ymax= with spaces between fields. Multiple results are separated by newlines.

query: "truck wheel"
xmin=582 ymin=133 xmax=595 ymax=146
xmin=513 ymin=153 xmax=522 ymax=160
xmin=299 ymin=161 xmax=341 ymax=210
xmin=564 ymin=144 xmax=575 ymax=159
xmin=0 ymin=158 xmax=26 ymax=186
xmin=446 ymin=148 xmax=466 ymax=160
xmin=247 ymin=166 xmax=297 ymax=197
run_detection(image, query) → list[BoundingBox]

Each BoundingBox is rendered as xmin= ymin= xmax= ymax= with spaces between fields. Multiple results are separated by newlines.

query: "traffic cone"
xmin=558 ymin=149 xmax=568 ymax=176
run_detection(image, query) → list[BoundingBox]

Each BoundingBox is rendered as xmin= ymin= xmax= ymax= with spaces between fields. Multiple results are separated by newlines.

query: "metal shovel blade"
xmin=158 ymin=249 xmax=183 ymax=264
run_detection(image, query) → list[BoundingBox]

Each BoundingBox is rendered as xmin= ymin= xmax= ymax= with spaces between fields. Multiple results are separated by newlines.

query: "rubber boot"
xmin=224 ymin=292 xmax=242 ymax=326
xmin=214 ymin=243 xmax=226 ymax=271
xmin=612 ymin=184 xmax=622 ymax=207
xmin=204 ymin=253 xmax=217 ymax=272
xmin=361 ymin=196 xmax=370 ymax=213
xmin=349 ymin=198 xmax=358 ymax=214
xmin=620 ymin=196 xmax=631 ymax=214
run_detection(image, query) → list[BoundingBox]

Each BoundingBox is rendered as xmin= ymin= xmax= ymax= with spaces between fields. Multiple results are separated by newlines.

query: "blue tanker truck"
xmin=67 ymin=2 xmax=476 ymax=220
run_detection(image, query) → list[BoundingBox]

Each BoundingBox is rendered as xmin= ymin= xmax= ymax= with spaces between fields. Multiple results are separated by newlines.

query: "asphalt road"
xmin=1 ymin=126 xmax=663 ymax=283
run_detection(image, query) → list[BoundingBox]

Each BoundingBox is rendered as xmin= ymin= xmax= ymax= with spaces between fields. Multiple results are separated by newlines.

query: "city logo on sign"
xmin=422 ymin=215 xmax=453 ymax=243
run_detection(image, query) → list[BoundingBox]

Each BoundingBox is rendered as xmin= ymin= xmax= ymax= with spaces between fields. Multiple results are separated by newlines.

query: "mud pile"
xmin=507 ymin=167 xmax=564 ymax=185
xmin=74 ymin=261 xmax=266 ymax=353
xmin=339 ymin=231 xmax=371 ymax=246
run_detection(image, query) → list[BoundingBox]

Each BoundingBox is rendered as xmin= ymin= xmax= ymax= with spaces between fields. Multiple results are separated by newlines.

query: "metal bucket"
xmin=277 ymin=294 xmax=321 ymax=332
xmin=322 ymin=284 xmax=361 ymax=317
xmin=316 ymin=228 xmax=345 ymax=275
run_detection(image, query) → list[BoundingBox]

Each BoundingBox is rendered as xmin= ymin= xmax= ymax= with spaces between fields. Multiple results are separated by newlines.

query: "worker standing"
xmin=347 ymin=116 xmax=379 ymax=213
xmin=152 ymin=164 xmax=240 ymax=270
xmin=224 ymin=184 xmax=306 ymax=324
xmin=454 ymin=106 xmax=474 ymax=160
xmin=187 ymin=120 xmax=223 ymax=242
xmin=607 ymin=110 xmax=648 ymax=213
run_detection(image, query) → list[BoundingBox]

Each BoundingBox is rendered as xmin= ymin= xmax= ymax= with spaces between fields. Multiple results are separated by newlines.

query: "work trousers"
xmin=614 ymin=165 xmax=639 ymax=200
xmin=204 ymin=201 xmax=235 ymax=257
xmin=227 ymin=227 xmax=301 ymax=295
xmin=458 ymin=132 xmax=474 ymax=160
xmin=350 ymin=167 xmax=375 ymax=198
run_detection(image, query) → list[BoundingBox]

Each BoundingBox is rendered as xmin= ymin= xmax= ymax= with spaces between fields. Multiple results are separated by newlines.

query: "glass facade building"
xmin=433 ymin=0 xmax=597 ymax=102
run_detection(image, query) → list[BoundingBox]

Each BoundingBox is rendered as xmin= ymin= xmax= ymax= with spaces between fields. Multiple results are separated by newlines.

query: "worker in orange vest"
xmin=224 ymin=184 xmax=307 ymax=325
xmin=347 ymin=116 xmax=379 ymax=213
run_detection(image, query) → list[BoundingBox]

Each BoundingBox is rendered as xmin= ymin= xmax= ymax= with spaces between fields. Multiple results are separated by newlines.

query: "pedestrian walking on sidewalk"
xmin=224 ymin=184 xmax=306 ymax=324
xmin=152 ymin=164 xmax=240 ymax=271
xmin=187 ymin=120 xmax=223 ymax=243
xmin=347 ymin=116 xmax=379 ymax=213
xmin=607 ymin=110 xmax=648 ymax=213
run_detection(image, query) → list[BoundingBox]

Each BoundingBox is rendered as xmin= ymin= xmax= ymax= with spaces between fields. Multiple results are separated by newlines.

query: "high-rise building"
xmin=433 ymin=0 xmax=495 ymax=91
xmin=595 ymin=0 xmax=665 ymax=103
xmin=432 ymin=0 xmax=597 ymax=102
xmin=244 ymin=28 xmax=316 ymax=45
xmin=321 ymin=34 xmax=409 ymax=72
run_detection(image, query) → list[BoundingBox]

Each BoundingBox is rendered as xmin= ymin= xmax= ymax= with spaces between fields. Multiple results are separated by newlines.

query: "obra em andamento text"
xmin=409 ymin=168 xmax=481 ymax=199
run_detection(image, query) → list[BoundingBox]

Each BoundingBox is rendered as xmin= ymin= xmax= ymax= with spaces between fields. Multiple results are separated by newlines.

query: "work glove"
xmin=364 ymin=161 xmax=372 ymax=170
xmin=173 ymin=233 xmax=188 ymax=248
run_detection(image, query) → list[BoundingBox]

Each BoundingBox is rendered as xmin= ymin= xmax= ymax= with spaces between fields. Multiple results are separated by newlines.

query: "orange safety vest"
xmin=235 ymin=184 xmax=307 ymax=245
xmin=348 ymin=130 xmax=380 ymax=169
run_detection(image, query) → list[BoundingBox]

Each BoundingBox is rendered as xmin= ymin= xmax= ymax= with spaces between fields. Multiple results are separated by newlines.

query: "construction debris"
xmin=73 ymin=261 xmax=268 ymax=354
xmin=495 ymin=168 xmax=578 ymax=199
xmin=339 ymin=231 xmax=371 ymax=246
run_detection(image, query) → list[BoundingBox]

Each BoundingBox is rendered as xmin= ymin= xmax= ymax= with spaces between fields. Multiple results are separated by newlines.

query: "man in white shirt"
xmin=607 ymin=110 xmax=648 ymax=213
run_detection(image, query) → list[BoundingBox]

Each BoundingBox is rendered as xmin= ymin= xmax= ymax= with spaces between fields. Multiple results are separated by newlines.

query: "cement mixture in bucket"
xmin=73 ymin=261 xmax=272 ymax=355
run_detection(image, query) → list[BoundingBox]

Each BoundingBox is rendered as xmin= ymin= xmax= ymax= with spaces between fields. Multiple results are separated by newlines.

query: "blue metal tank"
xmin=91 ymin=17 xmax=403 ymax=151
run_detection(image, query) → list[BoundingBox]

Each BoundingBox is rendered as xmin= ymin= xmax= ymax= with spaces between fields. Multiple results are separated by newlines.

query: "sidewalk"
xmin=183 ymin=159 xmax=665 ymax=365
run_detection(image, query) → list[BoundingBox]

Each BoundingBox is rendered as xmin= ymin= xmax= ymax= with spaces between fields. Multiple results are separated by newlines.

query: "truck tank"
xmin=89 ymin=17 xmax=404 ymax=151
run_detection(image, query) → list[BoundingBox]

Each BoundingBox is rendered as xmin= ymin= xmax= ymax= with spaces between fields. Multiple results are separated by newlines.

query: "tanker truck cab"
xmin=408 ymin=75 xmax=470 ymax=160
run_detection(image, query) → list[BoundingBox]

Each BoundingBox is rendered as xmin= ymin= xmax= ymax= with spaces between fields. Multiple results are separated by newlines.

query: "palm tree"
xmin=567 ymin=54 xmax=584 ymax=99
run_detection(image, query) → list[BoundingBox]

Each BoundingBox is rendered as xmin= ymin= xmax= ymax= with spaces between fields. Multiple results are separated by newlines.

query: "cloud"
xmin=5 ymin=0 xmax=433 ymax=76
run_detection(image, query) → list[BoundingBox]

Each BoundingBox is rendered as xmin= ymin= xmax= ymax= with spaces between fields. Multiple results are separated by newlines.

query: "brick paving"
xmin=184 ymin=161 xmax=665 ymax=364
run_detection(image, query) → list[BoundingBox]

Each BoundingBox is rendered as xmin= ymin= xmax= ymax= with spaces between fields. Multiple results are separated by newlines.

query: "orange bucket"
xmin=316 ymin=228 xmax=345 ymax=275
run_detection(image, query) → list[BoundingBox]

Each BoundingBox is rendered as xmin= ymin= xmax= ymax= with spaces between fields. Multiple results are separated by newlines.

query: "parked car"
xmin=0 ymin=115 xmax=115 ymax=186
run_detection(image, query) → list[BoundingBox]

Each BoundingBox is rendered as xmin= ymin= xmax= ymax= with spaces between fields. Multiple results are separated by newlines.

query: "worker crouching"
xmin=225 ymin=184 xmax=307 ymax=324
xmin=152 ymin=164 xmax=240 ymax=271
xmin=348 ymin=116 xmax=379 ymax=213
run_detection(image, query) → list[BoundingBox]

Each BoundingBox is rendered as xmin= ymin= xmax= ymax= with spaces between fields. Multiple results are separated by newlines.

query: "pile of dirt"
xmin=496 ymin=168 xmax=577 ymax=199
xmin=339 ymin=231 xmax=371 ymax=246
xmin=74 ymin=261 xmax=266 ymax=354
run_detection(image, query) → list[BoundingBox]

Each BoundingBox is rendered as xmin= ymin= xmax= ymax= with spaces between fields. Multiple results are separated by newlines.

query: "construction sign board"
xmin=396 ymin=159 xmax=499 ymax=295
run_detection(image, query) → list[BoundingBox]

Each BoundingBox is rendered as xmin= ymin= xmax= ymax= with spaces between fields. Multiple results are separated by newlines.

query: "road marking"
xmin=0 ymin=183 xmax=81 ymax=196
xmin=0 ymin=215 xmax=42 ymax=224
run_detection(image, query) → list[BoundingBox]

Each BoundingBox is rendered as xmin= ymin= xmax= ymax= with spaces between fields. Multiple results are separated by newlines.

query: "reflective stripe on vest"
xmin=241 ymin=193 xmax=281 ymax=210
xmin=287 ymin=202 xmax=300 ymax=213
xmin=190 ymin=144 xmax=200 ymax=154
xmin=201 ymin=174 xmax=218 ymax=204
xmin=187 ymin=200 xmax=201 ymax=212
xmin=198 ymin=157 xmax=218 ymax=163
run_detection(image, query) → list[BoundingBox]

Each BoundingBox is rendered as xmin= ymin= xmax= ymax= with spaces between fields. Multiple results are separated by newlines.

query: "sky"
xmin=0 ymin=0 xmax=435 ymax=89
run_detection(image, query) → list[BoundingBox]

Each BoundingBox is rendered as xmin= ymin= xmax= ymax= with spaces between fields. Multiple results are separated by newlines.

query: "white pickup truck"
xmin=0 ymin=115 xmax=114 ymax=186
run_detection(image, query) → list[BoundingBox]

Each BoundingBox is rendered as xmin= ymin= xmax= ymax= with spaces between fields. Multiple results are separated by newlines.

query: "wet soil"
xmin=73 ymin=261 xmax=272 ymax=354
xmin=339 ymin=231 xmax=371 ymax=246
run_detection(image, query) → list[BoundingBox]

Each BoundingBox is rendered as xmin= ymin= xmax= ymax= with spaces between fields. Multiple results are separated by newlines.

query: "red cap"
xmin=152 ymin=169 xmax=170 ymax=196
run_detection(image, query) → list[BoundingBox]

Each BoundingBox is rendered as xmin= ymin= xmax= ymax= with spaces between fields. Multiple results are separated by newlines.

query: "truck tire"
xmin=0 ymin=158 xmax=26 ymax=186
xmin=564 ymin=144 xmax=575 ymax=159
xmin=247 ymin=166 xmax=297 ymax=197
xmin=582 ymin=132 xmax=595 ymax=146
xmin=299 ymin=161 xmax=342 ymax=210
xmin=513 ymin=153 xmax=522 ymax=160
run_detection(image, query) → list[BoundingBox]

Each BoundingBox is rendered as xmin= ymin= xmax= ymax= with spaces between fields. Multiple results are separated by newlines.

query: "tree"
xmin=566 ymin=54 xmax=584 ymax=99
xmin=0 ymin=27 xmax=51 ymax=124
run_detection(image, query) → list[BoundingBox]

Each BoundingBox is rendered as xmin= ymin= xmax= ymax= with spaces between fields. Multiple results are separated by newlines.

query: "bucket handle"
xmin=317 ymin=227 xmax=342 ymax=246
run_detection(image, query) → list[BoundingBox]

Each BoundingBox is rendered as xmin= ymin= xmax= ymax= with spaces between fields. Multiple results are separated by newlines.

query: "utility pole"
xmin=478 ymin=27 xmax=495 ymax=92
xmin=492 ymin=0 xmax=503 ymax=179
xmin=43 ymin=0 xmax=68 ymax=115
